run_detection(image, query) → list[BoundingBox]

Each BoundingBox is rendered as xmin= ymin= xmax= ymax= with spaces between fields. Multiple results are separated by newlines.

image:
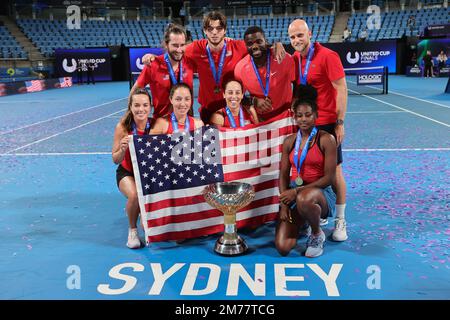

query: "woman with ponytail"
xmin=275 ymin=85 xmax=337 ymax=258
xmin=112 ymin=88 xmax=153 ymax=249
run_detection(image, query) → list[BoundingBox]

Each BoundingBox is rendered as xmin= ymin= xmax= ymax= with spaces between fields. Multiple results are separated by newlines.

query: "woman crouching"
xmin=275 ymin=85 xmax=337 ymax=258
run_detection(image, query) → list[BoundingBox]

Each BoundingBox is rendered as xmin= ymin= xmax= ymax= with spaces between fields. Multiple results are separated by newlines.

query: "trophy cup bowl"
xmin=203 ymin=182 xmax=255 ymax=256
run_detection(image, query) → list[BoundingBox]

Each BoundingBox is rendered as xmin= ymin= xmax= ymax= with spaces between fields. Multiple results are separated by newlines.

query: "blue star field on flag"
xmin=133 ymin=126 xmax=224 ymax=195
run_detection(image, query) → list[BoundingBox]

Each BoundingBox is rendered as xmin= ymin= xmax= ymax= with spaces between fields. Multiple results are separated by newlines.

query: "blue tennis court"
xmin=0 ymin=76 xmax=448 ymax=300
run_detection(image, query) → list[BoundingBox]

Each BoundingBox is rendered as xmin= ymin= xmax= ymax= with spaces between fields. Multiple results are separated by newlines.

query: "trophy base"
xmin=214 ymin=235 xmax=248 ymax=256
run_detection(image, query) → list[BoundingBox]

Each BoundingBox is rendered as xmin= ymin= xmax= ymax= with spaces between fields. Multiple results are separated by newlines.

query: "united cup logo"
xmin=346 ymin=52 xmax=360 ymax=64
xmin=62 ymin=58 xmax=77 ymax=73
xmin=136 ymin=57 xmax=145 ymax=71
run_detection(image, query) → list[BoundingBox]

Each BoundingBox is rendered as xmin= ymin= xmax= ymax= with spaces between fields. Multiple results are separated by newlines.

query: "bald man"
xmin=288 ymin=19 xmax=348 ymax=242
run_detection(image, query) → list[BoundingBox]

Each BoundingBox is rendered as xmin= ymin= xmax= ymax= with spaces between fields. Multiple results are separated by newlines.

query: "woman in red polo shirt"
xmin=112 ymin=88 xmax=153 ymax=249
xmin=209 ymin=79 xmax=259 ymax=128
xmin=276 ymin=85 xmax=337 ymax=258
xmin=151 ymin=83 xmax=203 ymax=134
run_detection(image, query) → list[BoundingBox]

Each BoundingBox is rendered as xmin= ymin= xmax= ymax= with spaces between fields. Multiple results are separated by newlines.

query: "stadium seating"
xmin=16 ymin=18 xmax=170 ymax=57
xmin=11 ymin=5 xmax=449 ymax=58
xmin=186 ymin=15 xmax=335 ymax=44
xmin=347 ymin=6 xmax=449 ymax=41
xmin=16 ymin=15 xmax=333 ymax=57
xmin=0 ymin=26 xmax=27 ymax=59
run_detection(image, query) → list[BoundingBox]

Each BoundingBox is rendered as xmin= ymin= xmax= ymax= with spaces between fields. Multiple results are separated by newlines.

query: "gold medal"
xmin=295 ymin=177 xmax=303 ymax=186
xmin=214 ymin=86 xmax=220 ymax=94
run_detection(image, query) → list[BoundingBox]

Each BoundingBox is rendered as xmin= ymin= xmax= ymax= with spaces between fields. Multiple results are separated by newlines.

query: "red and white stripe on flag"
xmin=130 ymin=110 xmax=296 ymax=243
xmin=26 ymin=80 xmax=43 ymax=92
xmin=60 ymin=77 xmax=73 ymax=87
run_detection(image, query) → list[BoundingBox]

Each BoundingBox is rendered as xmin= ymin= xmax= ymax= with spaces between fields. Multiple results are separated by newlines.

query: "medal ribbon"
xmin=298 ymin=43 xmax=315 ymax=85
xmin=164 ymin=53 xmax=183 ymax=85
xmin=225 ymin=106 xmax=245 ymax=128
xmin=132 ymin=118 xmax=151 ymax=135
xmin=206 ymin=41 xmax=227 ymax=91
xmin=171 ymin=112 xmax=190 ymax=133
xmin=250 ymin=50 xmax=271 ymax=97
xmin=293 ymin=127 xmax=318 ymax=179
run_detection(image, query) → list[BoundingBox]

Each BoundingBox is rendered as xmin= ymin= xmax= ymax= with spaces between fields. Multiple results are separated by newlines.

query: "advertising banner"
xmin=0 ymin=77 xmax=72 ymax=97
xmin=322 ymin=40 xmax=397 ymax=73
xmin=55 ymin=48 xmax=112 ymax=82
xmin=406 ymin=66 xmax=422 ymax=77
xmin=129 ymin=47 xmax=165 ymax=75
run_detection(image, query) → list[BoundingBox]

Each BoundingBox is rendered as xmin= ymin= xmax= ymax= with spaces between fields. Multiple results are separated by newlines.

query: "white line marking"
xmin=344 ymin=148 xmax=450 ymax=152
xmin=347 ymin=79 xmax=450 ymax=108
xmin=1 ymin=148 xmax=449 ymax=157
xmin=347 ymin=88 xmax=450 ymax=128
xmin=5 ymin=108 xmax=126 ymax=154
xmin=0 ymin=97 xmax=127 ymax=136
xmin=347 ymin=111 xmax=406 ymax=114
xmin=0 ymin=100 xmax=66 ymax=103
xmin=0 ymin=152 xmax=111 ymax=156
xmin=388 ymin=90 xmax=450 ymax=109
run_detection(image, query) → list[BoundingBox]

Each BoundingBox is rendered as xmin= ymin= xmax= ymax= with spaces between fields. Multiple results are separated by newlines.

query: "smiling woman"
xmin=112 ymin=88 xmax=153 ymax=249
xmin=276 ymin=85 xmax=337 ymax=258
xmin=151 ymin=83 xmax=204 ymax=134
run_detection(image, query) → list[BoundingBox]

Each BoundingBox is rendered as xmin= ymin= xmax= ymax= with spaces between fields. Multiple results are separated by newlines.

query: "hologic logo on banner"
xmin=410 ymin=67 xmax=421 ymax=74
xmin=357 ymin=73 xmax=383 ymax=85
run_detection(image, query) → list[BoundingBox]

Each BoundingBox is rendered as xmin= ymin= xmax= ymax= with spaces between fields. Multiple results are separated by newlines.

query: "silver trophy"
xmin=203 ymin=182 xmax=255 ymax=255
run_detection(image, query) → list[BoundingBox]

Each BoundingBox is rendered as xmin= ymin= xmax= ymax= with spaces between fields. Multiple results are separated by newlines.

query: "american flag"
xmin=25 ymin=80 xmax=44 ymax=92
xmin=129 ymin=111 xmax=296 ymax=243
xmin=59 ymin=77 xmax=73 ymax=88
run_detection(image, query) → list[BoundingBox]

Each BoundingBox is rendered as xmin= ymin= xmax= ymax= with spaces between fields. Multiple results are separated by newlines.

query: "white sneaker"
xmin=332 ymin=218 xmax=348 ymax=241
xmin=127 ymin=228 xmax=142 ymax=249
xmin=320 ymin=218 xmax=328 ymax=226
xmin=305 ymin=230 xmax=326 ymax=258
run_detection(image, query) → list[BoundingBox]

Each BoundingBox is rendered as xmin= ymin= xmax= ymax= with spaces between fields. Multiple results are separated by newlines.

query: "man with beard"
xmin=288 ymin=19 xmax=349 ymax=242
xmin=142 ymin=11 xmax=286 ymax=123
xmin=130 ymin=23 xmax=194 ymax=119
xmin=234 ymin=26 xmax=296 ymax=122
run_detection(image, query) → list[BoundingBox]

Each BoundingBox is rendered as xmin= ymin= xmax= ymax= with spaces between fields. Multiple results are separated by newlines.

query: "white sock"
xmin=335 ymin=204 xmax=346 ymax=220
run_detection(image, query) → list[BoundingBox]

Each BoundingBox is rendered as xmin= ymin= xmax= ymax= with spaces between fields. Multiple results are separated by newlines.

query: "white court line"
xmin=347 ymin=111 xmax=406 ymax=114
xmin=0 ymin=100 xmax=66 ymax=103
xmin=0 ymin=97 xmax=127 ymax=136
xmin=344 ymin=148 xmax=450 ymax=152
xmin=4 ymin=108 xmax=126 ymax=154
xmin=388 ymin=90 xmax=450 ymax=109
xmin=0 ymin=152 xmax=111 ymax=156
xmin=347 ymin=80 xmax=450 ymax=108
xmin=1 ymin=147 xmax=449 ymax=157
xmin=347 ymin=88 xmax=450 ymax=128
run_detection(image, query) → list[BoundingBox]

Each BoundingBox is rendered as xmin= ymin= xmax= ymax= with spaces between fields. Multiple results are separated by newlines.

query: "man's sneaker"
xmin=305 ymin=230 xmax=326 ymax=258
xmin=299 ymin=224 xmax=312 ymax=238
xmin=320 ymin=218 xmax=328 ymax=226
xmin=127 ymin=228 xmax=142 ymax=249
xmin=332 ymin=218 xmax=348 ymax=241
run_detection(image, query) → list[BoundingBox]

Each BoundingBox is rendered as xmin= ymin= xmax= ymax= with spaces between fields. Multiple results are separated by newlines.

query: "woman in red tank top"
xmin=209 ymin=79 xmax=258 ymax=128
xmin=275 ymin=85 xmax=337 ymax=258
xmin=112 ymin=88 xmax=153 ymax=249
xmin=151 ymin=83 xmax=204 ymax=134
